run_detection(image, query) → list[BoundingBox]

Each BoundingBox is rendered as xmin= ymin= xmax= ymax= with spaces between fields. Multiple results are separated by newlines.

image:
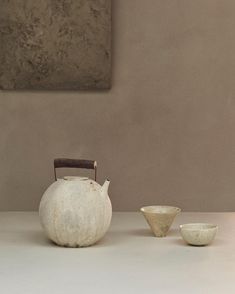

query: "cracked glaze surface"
xmin=39 ymin=177 xmax=112 ymax=247
xmin=140 ymin=206 xmax=181 ymax=237
xmin=180 ymin=223 xmax=218 ymax=246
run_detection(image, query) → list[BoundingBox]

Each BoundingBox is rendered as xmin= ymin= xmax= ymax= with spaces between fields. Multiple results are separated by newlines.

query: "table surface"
xmin=0 ymin=212 xmax=234 ymax=294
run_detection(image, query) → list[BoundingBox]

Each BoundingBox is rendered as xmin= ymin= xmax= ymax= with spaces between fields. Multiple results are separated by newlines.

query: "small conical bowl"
xmin=140 ymin=206 xmax=181 ymax=237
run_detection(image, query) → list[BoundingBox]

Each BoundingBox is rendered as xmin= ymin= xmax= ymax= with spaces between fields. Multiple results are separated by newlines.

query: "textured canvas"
xmin=0 ymin=0 xmax=111 ymax=90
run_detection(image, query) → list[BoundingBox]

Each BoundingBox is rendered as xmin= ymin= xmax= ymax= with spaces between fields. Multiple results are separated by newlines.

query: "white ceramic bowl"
xmin=140 ymin=206 xmax=181 ymax=237
xmin=180 ymin=223 xmax=218 ymax=246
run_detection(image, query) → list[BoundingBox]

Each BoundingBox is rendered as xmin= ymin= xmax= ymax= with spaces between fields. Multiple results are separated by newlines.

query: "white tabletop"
xmin=0 ymin=212 xmax=234 ymax=294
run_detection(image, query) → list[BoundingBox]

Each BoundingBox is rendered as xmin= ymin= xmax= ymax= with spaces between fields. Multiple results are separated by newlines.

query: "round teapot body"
xmin=39 ymin=177 xmax=112 ymax=247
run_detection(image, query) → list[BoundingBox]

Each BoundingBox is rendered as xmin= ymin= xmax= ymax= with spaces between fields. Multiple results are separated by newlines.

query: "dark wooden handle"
xmin=54 ymin=158 xmax=97 ymax=181
xmin=54 ymin=158 xmax=96 ymax=169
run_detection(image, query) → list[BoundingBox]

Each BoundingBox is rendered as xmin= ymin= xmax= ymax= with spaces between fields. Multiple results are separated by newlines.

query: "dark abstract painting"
xmin=0 ymin=0 xmax=111 ymax=90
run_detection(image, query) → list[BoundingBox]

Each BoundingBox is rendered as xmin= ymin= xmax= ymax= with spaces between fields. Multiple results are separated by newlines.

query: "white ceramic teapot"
xmin=39 ymin=159 xmax=112 ymax=247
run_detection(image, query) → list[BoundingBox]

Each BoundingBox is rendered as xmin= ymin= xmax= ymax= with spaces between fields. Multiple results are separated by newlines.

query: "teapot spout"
xmin=101 ymin=179 xmax=110 ymax=195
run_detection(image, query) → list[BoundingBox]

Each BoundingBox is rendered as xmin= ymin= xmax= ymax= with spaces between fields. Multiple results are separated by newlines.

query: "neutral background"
xmin=0 ymin=0 xmax=235 ymax=211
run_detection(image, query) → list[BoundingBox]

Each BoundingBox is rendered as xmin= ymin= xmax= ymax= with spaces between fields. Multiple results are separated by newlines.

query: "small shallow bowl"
xmin=140 ymin=206 xmax=181 ymax=237
xmin=180 ymin=223 xmax=218 ymax=246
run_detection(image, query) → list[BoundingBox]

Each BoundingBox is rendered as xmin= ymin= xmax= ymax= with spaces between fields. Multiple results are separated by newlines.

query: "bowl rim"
xmin=180 ymin=223 xmax=218 ymax=231
xmin=140 ymin=205 xmax=181 ymax=214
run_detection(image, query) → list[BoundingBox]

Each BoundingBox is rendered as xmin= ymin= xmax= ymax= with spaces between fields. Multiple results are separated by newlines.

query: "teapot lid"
xmin=63 ymin=176 xmax=89 ymax=181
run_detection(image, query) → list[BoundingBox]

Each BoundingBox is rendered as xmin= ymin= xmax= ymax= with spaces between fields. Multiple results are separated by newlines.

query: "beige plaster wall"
xmin=0 ymin=0 xmax=235 ymax=211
